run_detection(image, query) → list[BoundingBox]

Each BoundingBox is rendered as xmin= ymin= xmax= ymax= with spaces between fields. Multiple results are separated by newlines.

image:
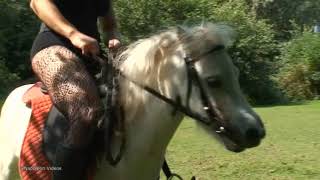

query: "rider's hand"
xmin=68 ymin=30 xmax=100 ymax=56
xmin=108 ymin=38 xmax=121 ymax=50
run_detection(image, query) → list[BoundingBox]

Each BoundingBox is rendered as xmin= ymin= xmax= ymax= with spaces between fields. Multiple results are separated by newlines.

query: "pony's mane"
xmin=117 ymin=22 xmax=235 ymax=123
xmin=117 ymin=22 xmax=235 ymax=81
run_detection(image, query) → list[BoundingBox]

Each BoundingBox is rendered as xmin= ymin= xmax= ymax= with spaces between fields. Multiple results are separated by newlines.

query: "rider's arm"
xmin=30 ymin=0 xmax=100 ymax=55
xmin=29 ymin=0 xmax=77 ymax=39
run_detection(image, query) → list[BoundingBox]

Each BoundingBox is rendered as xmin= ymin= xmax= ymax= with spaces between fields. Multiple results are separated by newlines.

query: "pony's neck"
xmin=118 ymin=31 xmax=185 ymax=126
xmin=116 ymin=59 xmax=184 ymax=179
xmin=116 ymin=34 xmax=185 ymax=177
xmin=119 ymin=42 xmax=184 ymax=127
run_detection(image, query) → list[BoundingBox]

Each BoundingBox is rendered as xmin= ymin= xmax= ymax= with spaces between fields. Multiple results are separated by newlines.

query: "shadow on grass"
xmin=254 ymin=101 xmax=312 ymax=108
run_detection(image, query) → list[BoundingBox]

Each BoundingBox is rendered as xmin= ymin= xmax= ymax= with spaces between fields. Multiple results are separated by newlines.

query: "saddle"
xmin=21 ymin=82 xmax=70 ymax=165
xmin=19 ymin=54 xmax=123 ymax=179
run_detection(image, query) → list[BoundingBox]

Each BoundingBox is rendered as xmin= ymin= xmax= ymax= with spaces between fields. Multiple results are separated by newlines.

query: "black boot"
xmin=52 ymin=143 xmax=89 ymax=180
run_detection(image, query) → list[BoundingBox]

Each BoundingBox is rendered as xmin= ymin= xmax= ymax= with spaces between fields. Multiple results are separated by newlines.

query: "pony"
xmin=0 ymin=22 xmax=265 ymax=179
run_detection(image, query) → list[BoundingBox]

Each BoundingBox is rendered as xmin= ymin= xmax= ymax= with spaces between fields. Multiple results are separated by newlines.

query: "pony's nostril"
xmin=244 ymin=128 xmax=263 ymax=148
xmin=260 ymin=128 xmax=266 ymax=138
xmin=245 ymin=128 xmax=261 ymax=141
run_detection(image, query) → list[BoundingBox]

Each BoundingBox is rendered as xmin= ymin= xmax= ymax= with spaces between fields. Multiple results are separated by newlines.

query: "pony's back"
xmin=0 ymin=84 xmax=33 ymax=179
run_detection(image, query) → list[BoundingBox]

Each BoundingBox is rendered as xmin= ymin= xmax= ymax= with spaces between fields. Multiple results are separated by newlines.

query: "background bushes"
xmin=275 ymin=32 xmax=320 ymax=101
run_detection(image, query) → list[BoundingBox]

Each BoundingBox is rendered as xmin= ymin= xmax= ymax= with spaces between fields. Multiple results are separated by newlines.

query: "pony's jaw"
xmin=190 ymin=55 xmax=266 ymax=152
xmin=192 ymin=93 xmax=265 ymax=153
xmin=198 ymin=122 xmax=245 ymax=152
xmin=219 ymin=133 xmax=245 ymax=152
xmin=200 ymin=117 xmax=264 ymax=153
xmin=215 ymin=109 xmax=265 ymax=152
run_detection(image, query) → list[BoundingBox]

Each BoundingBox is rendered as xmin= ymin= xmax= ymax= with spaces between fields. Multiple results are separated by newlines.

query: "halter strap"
xmin=182 ymin=45 xmax=225 ymax=129
xmin=184 ymin=45 xmax=225 ymax=63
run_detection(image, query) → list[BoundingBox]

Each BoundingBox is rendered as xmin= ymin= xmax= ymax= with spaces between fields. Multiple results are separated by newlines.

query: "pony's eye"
xmin=206 ymin=77 xmax=222 ymax=88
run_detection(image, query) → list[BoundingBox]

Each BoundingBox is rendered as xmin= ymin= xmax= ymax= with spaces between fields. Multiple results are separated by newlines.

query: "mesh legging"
xmin=32 ymin=45 xmax=103 ymax=148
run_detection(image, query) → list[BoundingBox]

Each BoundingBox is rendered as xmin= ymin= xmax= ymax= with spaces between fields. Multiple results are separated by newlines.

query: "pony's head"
xmin=119 ymin=22 xmax=265 ymax=152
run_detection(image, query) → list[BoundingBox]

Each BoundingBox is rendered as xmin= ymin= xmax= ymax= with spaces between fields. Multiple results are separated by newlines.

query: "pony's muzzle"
xmin=242 ymin=116 xmax=266 ymax=148
xmin=244 ymin=126 xmax=265 ymax=147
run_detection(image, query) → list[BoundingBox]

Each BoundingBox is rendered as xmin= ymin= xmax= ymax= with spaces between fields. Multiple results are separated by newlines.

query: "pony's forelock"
xmin=118 ymin=22 xmax=235 ymax=80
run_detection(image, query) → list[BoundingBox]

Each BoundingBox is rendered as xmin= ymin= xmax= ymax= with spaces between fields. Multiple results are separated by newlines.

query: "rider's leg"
xmin=31 ymin=45 xmax=104 ymax=179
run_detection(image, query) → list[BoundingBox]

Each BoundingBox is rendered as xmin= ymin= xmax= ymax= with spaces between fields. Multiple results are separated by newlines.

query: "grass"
xmin=161 ymin=101 xmax=320 ymax=180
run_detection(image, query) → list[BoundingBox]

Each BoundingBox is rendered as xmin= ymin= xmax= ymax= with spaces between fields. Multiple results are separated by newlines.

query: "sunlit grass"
xmin=161 ymin=101 xmax=320 ymax=180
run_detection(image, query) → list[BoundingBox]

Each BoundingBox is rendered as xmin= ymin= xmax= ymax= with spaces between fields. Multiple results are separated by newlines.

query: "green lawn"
xmin=162 ymin=101 xmax=320 ymax=180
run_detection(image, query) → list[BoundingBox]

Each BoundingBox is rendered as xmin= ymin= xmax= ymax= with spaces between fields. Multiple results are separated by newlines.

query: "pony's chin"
xmin=220 ymin=135 xmax=245 ymax=153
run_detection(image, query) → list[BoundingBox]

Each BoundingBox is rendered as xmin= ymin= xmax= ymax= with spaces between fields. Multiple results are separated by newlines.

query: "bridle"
xmin=183 ymin=45 xmax=225 ymax=128
xmin=120 ymin=44 xmax=227 ymax=133
xmin=93 ymin=44 xmax=227 ymax=179
xmin=121 ymin=44 xmax=227 ymax=180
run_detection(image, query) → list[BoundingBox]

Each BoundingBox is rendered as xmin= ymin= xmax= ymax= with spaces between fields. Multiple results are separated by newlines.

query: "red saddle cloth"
xmin=19 ymin=83 xmax=53 ymax=180
xmin=19 ymin=83 xmax=94 ymax=180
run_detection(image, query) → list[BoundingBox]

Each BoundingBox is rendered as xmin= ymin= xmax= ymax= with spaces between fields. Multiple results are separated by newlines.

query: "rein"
xmin=93 ymin=52 xmax=126 ymax=166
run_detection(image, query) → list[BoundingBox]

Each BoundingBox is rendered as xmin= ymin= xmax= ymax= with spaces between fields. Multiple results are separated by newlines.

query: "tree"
xmin=275 ymin=32 xmax=320 ymax=100
xmin=0 ymin=0 xmax=39 ymax=97
xmin=0 ymin=58 xmax=19 ymax=99
xmin=246 ymin=0 xmax=320 ymax=40
xmin=0 ymin=0 xmax=39 ymax=79
xmin=114 ymin=0 xmax=281 ymax=104
xmin=210 ymin=0 xmax=281 ymax=104
xmin=114 ymin=0 xmax=214 ymax=42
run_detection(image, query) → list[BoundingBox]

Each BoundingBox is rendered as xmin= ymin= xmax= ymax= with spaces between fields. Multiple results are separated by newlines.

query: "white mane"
xmin=116 ymin=23 xmax=235 ymax=123
xmin=117 ymin=22 xmax=235 ymax=82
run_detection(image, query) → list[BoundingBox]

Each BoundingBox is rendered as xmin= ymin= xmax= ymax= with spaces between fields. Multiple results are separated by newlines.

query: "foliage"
xmin=0 ymin=0 xmax=39 ymax=79
xmin=114 ymin=0 xmax=281 ymax=104
xmin=211 ymin=0 xmax=282 ymax=104
xmin=114 ymin=0 xmax=214 ymax=42
xmin=275 ymin=32 xmax=320 ymax=100
xmin=247 ymin=0 xmax=320 ymax=40
xmin=0 ymin=58 xmax=20 ymax=98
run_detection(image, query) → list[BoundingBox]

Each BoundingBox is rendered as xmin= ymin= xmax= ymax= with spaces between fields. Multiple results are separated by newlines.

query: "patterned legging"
xmin=31 ymin=45 xmax=103 ymax=148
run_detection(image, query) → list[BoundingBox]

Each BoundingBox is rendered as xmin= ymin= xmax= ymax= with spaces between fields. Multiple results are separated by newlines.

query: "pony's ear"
xmin=176 ymin=26 xmax=191 ymax=44
xmin=177 ymin=26 xmax=186 ymax=35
